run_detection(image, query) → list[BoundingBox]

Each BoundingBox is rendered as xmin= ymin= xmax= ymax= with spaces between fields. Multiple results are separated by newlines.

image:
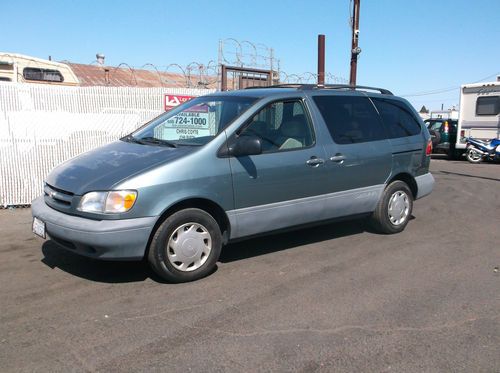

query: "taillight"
xmin=426 ymin=139 xmax=432 ymax=156
xmin=443 ymin=121 xmax=449 ymax=133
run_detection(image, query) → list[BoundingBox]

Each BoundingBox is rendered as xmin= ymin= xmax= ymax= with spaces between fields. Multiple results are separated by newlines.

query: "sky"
xmin=1 ymin=0 xmax=499 ymax=111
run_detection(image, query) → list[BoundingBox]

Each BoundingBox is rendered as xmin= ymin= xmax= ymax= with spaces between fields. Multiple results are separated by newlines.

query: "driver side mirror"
xmin=225 ymin=135 xmax=262 ymax=157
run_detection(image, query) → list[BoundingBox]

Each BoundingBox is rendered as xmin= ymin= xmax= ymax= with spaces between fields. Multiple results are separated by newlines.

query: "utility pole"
xmin=349 ymin=0 xmax=361 ymax=86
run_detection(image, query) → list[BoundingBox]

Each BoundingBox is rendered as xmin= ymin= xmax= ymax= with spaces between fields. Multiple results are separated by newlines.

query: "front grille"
xmin=44 ymin=184 xmax=74 ymax=207
xmin=45 ymin=183 xmax=74 ymax=196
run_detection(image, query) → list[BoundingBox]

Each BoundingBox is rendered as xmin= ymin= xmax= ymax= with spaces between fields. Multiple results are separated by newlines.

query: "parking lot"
xmin=0 ymin=158 xmax=499 ymax=372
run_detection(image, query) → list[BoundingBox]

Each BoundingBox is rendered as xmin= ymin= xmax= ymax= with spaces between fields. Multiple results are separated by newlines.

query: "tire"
xmin=465 ymin=148 xmax=483 ymax=164
xmin=148 ymin=208 xmax=222 ymax=283
xmin=447 ymin=145 xmax=456 ymax=160
xmin=450 ymin=148 xmax=464 ymax=160
xmin=370 ymin=181 xmax=413 ymax=234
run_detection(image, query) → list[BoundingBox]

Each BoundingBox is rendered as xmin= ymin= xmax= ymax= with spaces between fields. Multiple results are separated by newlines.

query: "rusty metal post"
xmin=104 ymin=68 xmax=110 ymax=85
xmin=221 ymin=64 xmax=227 ymax=91
xmin=349 ymin=0 xmax=361 ymax=86
xmin=317 ymin=34 xmax=325 ymax=86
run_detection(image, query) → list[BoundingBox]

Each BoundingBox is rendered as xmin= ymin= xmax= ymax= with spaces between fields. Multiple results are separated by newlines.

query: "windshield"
xmin=128 ymin=95 xmax=257 ymax=146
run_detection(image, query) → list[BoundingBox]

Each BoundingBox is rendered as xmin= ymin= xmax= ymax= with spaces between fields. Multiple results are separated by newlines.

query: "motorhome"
xmin=0 ymin=53 xmax=79 ymax=85
xmin=456 ymin=78 xmax=500 ymax=150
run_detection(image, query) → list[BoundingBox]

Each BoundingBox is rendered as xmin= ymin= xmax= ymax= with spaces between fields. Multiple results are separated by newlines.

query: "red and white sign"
xmin=164 ymin=95 xmax=195 ymax=111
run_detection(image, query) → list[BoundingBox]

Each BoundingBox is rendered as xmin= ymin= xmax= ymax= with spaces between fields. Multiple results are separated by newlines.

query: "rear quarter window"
xmin=372 ymin=98 xmax=422 ymax=138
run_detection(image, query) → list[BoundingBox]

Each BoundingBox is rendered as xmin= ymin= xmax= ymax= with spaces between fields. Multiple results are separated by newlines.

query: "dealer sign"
xmin=164 ymin=95 xmax=195 ymax=111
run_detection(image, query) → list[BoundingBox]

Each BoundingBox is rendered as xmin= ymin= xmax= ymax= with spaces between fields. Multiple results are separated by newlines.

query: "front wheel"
xmin=370 ymin=181 xmax=413 ymax=234
xmin=148 ymin=208 xmax=222 ymax=283
xmin=465 ymin=147 xmax=483 ymax=163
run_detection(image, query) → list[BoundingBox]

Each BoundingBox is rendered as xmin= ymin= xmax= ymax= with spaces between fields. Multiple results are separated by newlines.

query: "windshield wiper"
xmin=174 ymin=141 xmax=203 ymax=146
xmin=121 ymin=134 xmax=142 ymax=144
xmin=136 ymin=136 xmax=177 ymax=148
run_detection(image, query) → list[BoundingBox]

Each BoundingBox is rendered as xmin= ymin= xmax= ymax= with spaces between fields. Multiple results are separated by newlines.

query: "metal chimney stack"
xmin=96 ymin=53 xmax=105 ymax=65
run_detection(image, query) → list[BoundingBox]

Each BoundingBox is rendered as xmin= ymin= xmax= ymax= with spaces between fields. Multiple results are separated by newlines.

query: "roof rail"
xmin=245 ymin=83 xmax=393 ymax=95
xmin=320 ymin=84 xmax=393 ymax=95
xmin=244 ymin=84 xmax=306 ymax=89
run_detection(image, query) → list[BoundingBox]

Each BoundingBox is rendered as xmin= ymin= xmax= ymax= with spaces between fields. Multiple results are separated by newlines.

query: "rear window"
xmin=476 ymin=96 xmax=500 ymax=116
xmin=426 ymin=121 xmax=444 ymax=131
xmin=312 ymin=95 xmax=387 ymax=144
xmin=426 ymin=120 xmax=457 ymax=133
xmin=372 ymin=98 xmax=421 ymax=138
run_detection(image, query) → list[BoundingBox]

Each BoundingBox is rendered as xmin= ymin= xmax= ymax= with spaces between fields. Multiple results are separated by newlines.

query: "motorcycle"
xmin=465 ymin=137 xmax=500 ymax=164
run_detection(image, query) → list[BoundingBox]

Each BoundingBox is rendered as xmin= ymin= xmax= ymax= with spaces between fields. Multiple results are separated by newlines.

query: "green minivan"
xmin=32 ymin=84 xmax=434 ymax=282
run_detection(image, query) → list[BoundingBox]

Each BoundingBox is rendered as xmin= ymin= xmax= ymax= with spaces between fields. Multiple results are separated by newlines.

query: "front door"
xmin=227 ymin=99 xmax=329 ymax=239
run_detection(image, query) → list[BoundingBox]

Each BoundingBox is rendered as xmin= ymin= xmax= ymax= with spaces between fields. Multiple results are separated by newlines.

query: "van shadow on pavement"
xmin=41 ymin=242 xmax=156 ymax=283
xmin=220 ymin=218 xmax=370 ymax=262
xmin=41 ymin=217 xmax=381 ymax=284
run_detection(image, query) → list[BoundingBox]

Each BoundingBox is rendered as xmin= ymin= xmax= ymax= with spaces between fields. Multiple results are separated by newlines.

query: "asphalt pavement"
xmin=0 ymin=158 xmax=499 ymax=372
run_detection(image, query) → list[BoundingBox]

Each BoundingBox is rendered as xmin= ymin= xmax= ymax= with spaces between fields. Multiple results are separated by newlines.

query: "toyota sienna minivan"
xmin=32 ymin=84 xmax=435 ymax=282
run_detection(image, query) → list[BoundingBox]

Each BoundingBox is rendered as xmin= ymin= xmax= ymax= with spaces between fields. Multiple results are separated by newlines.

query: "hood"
xmin=45 ymin=140 xmax=196 ymax=195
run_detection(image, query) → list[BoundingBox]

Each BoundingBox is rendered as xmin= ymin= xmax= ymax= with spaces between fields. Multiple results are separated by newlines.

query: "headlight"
xmin=78 ymin=190 xmax=137 ymax=213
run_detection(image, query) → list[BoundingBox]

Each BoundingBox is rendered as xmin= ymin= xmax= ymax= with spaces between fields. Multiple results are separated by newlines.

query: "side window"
xmin=312 ymin=95 xmax=387 ymax=144
xmin=476 ymin=96 xmax=500 ymax=116
xmin=372 ymin=98 xmax=422 ymax=138
xmin=240 ymin=100 xmax=314 ymax=152
xmin=23 ymin=67 xmax=64 ymax=83
xmin=428 ymin=122 xmax=443 ymax=131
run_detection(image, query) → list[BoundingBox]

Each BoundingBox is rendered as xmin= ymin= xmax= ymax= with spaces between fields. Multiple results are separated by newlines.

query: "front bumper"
xmin=31 ymin=196 xmax=157 ymax=260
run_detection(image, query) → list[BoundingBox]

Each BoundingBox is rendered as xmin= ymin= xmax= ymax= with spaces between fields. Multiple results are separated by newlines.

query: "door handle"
xmin=306 ymin=157 xmax=325 ymax=166
xmin=330 ymin=154 xmax=346 ymax=163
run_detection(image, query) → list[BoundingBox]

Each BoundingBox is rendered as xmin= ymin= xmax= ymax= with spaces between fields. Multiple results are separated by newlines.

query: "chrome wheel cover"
xmin=167 ymin=222 xmax=212 ymax=272
xmin=467 ymin=149 xmax=482 ymax=162
xmin=388 ymin=191 xmax=410 ymax=226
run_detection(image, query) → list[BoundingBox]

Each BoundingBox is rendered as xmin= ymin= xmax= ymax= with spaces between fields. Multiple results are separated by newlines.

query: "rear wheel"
xmin=148 ymin=208 xmax=222 ymax=283
xmin=370 ymin=181 xmax=413 ymax=234
xmin=466 ymin=148 xmax=483 ymax=163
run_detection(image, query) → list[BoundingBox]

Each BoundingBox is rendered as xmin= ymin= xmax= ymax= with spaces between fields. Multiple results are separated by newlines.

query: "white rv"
xmin=456 ymin=78 xmax=500 ymax=150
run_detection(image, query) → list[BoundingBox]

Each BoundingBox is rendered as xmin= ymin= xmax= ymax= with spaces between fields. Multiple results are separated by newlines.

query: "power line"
xmin=409 ymin=96 xmax=458 ymax=103
xmin=401 ymin=72 xmax=499 ymax=97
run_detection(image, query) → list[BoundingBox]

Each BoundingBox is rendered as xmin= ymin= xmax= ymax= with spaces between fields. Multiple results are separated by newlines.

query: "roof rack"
xmin=245 ymin=83 xmax=393 ymax=95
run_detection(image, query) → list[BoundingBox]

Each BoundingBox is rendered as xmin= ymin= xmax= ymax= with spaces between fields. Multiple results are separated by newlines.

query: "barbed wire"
xmin=139 ymin=63 xmax=165 ymax=87
xmin=219 ymin=38 xmax=276 ymax=70
xmin=111 ymin=63 xmax=138 ymax=86
xmin=279 ymin=71 xmax=349 ymax=84
xmin=0 ymin=51 xmax=349 ymax=89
